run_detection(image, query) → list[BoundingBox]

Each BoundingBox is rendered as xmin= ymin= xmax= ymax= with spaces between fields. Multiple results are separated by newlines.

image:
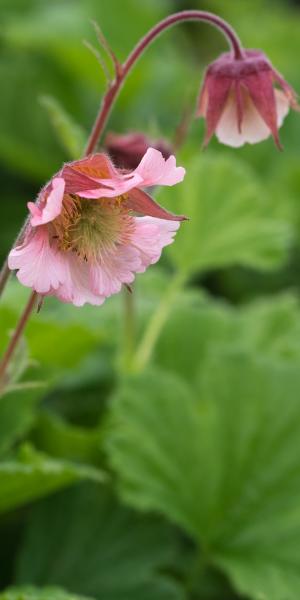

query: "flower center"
xmin=50 ymin=194 xmax=134 ymax=262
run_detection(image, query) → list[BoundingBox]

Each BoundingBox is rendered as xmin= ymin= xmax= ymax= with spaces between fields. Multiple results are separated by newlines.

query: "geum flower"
xmin=8 ymin=149 xmax=186 ymax=307
xmin=197 ymin=49 xmax=299 ymax=148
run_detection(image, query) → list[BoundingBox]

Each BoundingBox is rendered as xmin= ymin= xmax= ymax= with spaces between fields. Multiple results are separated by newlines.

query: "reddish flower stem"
xmin=0 ymin=262 xmax=10 ymax=297
xmin=0 ymin=291 xmax=37 ymax=391
xmin=85 ymin=10 xmax=243 ymax=155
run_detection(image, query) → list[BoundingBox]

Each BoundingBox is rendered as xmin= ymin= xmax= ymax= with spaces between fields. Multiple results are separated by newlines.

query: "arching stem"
xmin=85 ymin=10 xmax=243 ymax=154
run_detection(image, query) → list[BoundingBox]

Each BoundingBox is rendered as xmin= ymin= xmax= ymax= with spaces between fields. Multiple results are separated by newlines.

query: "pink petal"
xmin=65 ymin=150 xmax=185 ymax=200
xmin=77 ymin=172 xmax=143 ymax=199
xmin=90 ymin=217 xmax=181 ymax=299
xmin=274 ymin=89 xmax=290 ymax=126
xmin=129 ymin=216 xmax=181 ymax=271
xmin=66 ymin=152 xmax=144 ymax=199
xmin=90 ymin=246 xmax=142 ymax=298
xmin=133 ymin=148 xmax=186 ymax=187
xmin=62 ymin=166 xmax=108 ymax=195
xmin=8 ymin=228 xmax=67 ymax=294
xmin=28 ymin=178 xmax=65 ymax=226
xmin=215 ymin=88 xmax=287 ymax=147
xmin=126 ymin=188 xmax=187 ymax=222
xmin=55 ymin=253 xmax=106 ymax=307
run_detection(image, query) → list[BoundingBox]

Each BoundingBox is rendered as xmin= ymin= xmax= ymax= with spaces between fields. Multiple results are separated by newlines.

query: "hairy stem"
xmin=0 ymin=291 xmax=37 ymax=391
xmin=85 ymin=10 xmax=243 ymax=155
xmin=0 ymin=262 xmax=11 ymax=297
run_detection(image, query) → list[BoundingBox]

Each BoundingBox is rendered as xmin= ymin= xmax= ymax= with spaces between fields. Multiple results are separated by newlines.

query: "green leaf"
xmin=0 ymin=445 xmax=105 ymax=514
xmin=39 ymin=95 xmax=86 ymax=159
xmin=154 ymin=295 xmax=233 ymax=381
xmin=154 ymin=292 xmax=300 ymax=382
xmin=160 ymin=154 xmax=292 ymax=275
xmin=0 ymin=284 xmax=105 ymax=378
xmin=31 ymin=411 xmax=102 ymax=465
xmin=106 ymin=356 xmax=300 ymax=600
xmin=0 ymin=384 xmax=45 ymax=456
xmin=0 ymin=587 xmax=93 ymax=600
xmin=16 ymin=484 xmax=184 ymax=600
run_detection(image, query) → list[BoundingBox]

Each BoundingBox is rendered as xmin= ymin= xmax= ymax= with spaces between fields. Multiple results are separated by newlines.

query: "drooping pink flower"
xmin=8 ymin=149 xmax=186 ymax=307
xmin=105 ymin=131 xmax=173 ymax=170
xmin=197 ymin=49 xmax=299 ymax=148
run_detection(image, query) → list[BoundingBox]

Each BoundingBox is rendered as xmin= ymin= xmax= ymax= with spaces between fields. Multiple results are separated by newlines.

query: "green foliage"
xmin=0 ymin=445 xmax=105 ymax=514
xmin=31 ymin=411 xmax=103 ymax=465
xmin=39 ymin=96 xmax=86 ymax=160
xmin=106 ymin=354 xmax=300 ymax=599
xmin=154 ymin=293 xmax=300 ymax=381
xmin=161 ymin=154 xmax=292 ymax=275
xmin=0 ymin=587 xmax=93 ymax=600
xmin=16 ymin=484 xmax=184 ymax=600
xmin=0 ymin=385 xmax=45 ymax=457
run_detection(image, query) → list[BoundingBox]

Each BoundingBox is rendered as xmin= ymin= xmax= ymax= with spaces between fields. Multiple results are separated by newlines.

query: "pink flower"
xmin=197 ymin=49 xmax=299 ymax=148
xmin=8 ymin=149 xmax=186 ymax=306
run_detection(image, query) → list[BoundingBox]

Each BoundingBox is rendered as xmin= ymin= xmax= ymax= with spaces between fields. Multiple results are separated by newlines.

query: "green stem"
xmin=122 ymin=287 xmax=135 ymax=371
xmin=133 ymin=271 xmax=186 ymax=372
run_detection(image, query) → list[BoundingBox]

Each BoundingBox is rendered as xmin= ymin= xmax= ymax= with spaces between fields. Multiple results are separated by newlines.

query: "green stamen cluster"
xmin=51 ymin=195 xmax=134 ymax=262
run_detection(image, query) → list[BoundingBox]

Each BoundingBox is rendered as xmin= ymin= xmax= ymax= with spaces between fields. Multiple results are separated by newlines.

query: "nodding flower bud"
xmin=104 ymin=132 xmax=173 ymax=170
xmin=197 ymin=49 xmax=299 ymax=149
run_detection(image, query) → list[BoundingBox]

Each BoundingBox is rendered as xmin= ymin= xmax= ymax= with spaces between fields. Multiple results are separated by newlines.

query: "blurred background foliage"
xmin=1 ymin=0 xmax=300 ymax=599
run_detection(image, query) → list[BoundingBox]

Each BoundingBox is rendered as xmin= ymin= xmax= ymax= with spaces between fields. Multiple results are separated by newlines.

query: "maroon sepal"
xmin=127 ymin=188 xmax=187 ymax=221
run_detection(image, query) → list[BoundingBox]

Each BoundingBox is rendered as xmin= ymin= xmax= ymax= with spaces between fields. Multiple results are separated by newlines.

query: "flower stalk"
xmin=85 ymin=10 xmax=243 ymax=155
xmin=0 ymin=290 xmax=37 ymax=390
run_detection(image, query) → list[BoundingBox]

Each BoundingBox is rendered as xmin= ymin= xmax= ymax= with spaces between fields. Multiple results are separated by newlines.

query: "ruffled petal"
xmin=61 ymin=153 xmax=141 ymax=198
xmin=8 ymin=228 xmax=67 ymax=294
xmin=133 ymin=148 xmax=186 ymax=187
xmin=63 ymin=150 xmax=185 ymax=199
xmin=129 ymin=216 xmax=181 ymax=271
xmin=61 ymin=166 xmax=109 ymax=195
xmin=77 ymin=172 xmax=143 ymax=199
xmin=28 ymin=178 xmax=65 ymax=226
xmin=55 ymin=254 xmax=106 ymax=307
xmin=90 ymin=246 xmax=141 ymax=298
xmin=90 ymin=217 xmax=181 ymax=300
